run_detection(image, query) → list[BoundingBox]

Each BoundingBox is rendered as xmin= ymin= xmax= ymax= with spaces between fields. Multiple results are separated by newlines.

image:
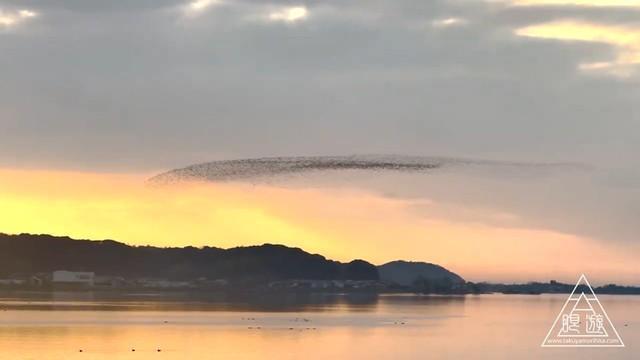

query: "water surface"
xmin=0 ymin=292 xmax=637 ymax=359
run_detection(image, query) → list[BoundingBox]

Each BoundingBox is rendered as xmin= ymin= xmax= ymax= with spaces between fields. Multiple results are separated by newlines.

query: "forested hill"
xmin=0 ymin=233 xmax=378 ymax=282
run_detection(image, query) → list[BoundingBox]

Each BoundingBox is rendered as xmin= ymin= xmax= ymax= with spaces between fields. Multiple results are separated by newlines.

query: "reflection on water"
xmin=0 ymin=292 xmax=636 ymax=359
xmin=0 ymin=291 xmax=467 ymax=312
xmin=0 ymin=291 xmax=380 ymax=312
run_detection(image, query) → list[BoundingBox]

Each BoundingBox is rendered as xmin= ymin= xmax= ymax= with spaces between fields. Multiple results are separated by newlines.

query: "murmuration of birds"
xmin=147 ymin=155 xmax=584 ymax=185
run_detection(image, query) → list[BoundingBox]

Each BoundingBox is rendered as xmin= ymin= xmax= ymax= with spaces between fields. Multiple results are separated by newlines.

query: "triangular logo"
xmin=541 ymin=274 xmax=624 ymax=347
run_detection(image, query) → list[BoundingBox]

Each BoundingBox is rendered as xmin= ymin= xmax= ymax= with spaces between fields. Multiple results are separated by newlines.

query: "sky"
xmin=0 ymin=0 xmax=638 ymax=283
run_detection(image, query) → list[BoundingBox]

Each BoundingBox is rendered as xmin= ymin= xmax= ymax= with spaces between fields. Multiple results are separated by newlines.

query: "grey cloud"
xmin=0 ymin=0 xmax=638 ymax=173
xmin=0 ymin=0 xmax=184 ymax=13
xmin=1 ymin=0 xmax=638 ymax=250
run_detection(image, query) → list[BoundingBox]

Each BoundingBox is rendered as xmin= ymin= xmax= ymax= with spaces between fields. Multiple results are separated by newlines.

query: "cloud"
xmin=516 ymin=20 xmax=640 ymax=76
xmin=190 ymin=0 xmax=216 ymax=10
xmin=0 ymin=0 xmax=639 ymax=174
xmin=267 ymin=6 xmax=308 ymax=23
xmin=0 ymin=1 xmax=184 ymax=14
xmin=184 ymin=0 xmax=220 ymax=15
xmin=509 ymin=0 xmax=640 ymax=7
xmin=0 ymin=8 xmax=37 ymax=28
xmin=431 ymin=17 xmax=468 ymax=28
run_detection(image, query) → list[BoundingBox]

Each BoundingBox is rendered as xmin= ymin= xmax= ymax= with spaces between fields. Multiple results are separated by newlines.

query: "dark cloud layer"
xmin=0 ymin=0 xmax=638 ymax=171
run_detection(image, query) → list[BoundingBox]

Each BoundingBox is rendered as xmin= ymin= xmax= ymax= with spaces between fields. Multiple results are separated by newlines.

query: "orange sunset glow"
xmin=1 ymin=168 xmax=636 ymax=284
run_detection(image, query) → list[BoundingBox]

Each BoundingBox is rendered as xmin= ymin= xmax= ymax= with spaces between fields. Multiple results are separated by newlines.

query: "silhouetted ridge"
xmin=0 ymin=233 xmax=377 ymax=282
xmin=378 ymin=260 xmax=465 ymax=287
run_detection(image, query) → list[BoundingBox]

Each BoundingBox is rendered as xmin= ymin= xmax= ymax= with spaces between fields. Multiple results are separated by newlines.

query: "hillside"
xmin=0 ymin=233 xmax=378 ymax=282
xmin=378 ymin=260 xmax=465 ymax=290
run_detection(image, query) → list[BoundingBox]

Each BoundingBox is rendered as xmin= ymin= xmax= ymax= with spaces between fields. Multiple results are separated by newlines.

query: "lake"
xmin=0 ymin=292 xmax=637 ymax=359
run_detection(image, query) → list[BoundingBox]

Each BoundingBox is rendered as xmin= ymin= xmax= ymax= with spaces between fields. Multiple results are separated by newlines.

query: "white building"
xmin=52 ymin=270 xmax=95 ymax=286
xmin=137 ymin=279 xmax=191 ymax=288
xmin=0 ymin=279 xmax=25 ymax=286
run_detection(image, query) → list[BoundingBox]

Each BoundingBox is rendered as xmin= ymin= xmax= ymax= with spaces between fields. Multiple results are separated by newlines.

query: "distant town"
xmin=0 ymin=269 xmax=388 ymax=292
xmin=1 ymin=233 xmax=639 ymax=295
